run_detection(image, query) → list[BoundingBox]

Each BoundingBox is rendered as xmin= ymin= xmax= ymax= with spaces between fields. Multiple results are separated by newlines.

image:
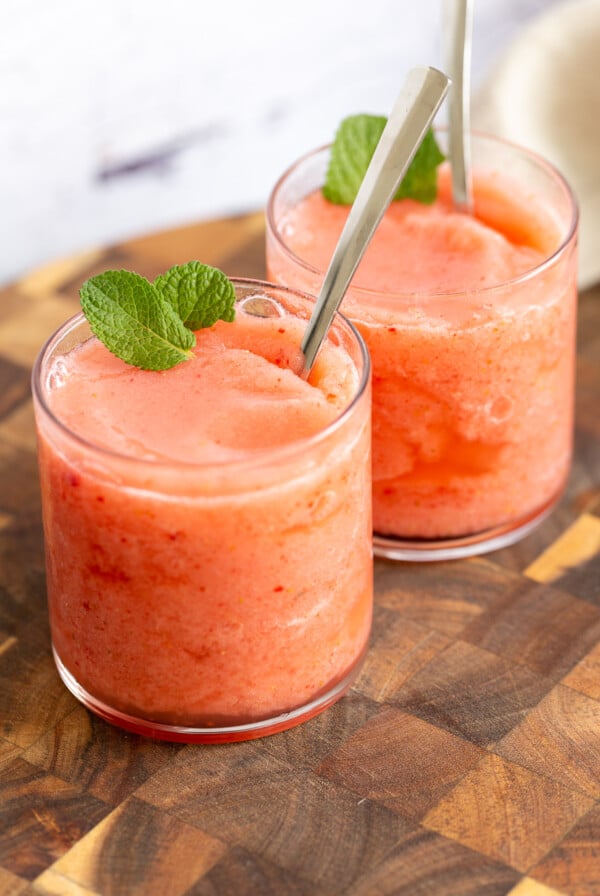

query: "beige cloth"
xmin=473 ymin=0 xmax=600 ymax=288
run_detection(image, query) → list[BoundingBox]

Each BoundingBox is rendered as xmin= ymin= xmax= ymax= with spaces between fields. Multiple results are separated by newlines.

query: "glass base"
xmin=52 ymin=646 xmax=366 ymax=743
xmin=373 ymin=490 xmax=562 ymax=562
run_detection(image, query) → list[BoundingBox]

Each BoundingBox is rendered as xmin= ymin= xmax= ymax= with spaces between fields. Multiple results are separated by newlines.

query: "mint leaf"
xmin=323 ymin=114 xmax=445 ymax=205
xmin=323 ymin=115 xmax=386 ymax=205
xmin=80 ymin=270 xmax=196 ymax=371
xmin=154 ymin=262 xmax=236 ymax=330
xmin=394 ymin=128 xmax=445 ymax=204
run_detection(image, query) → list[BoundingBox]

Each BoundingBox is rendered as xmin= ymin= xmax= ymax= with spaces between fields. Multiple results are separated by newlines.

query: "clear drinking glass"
xmin=32 ymin=280 xmax=372 ymax=742
xmin=266 ymin=133 xmax=578 ymax=560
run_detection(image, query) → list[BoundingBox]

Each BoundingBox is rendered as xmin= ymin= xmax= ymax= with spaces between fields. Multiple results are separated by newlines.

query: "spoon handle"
xmin=300 ymin=66 xmax=450 ymax=375
xmin=444 ymin=0 xmax=474 ymax=212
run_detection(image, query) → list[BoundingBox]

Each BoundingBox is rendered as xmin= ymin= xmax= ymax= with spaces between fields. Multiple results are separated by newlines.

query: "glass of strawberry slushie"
xmin=32 ymin=280 xmax=372 ymax=742
xmin=266 ymin=133 xmax=578 ymax=560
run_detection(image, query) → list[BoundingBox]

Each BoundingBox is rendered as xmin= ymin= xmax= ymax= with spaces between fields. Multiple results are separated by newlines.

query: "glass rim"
xmin=266 ymin=128 xmax=580 ymax=300
xmin=31 ymin=278 xmax=371 ymax=474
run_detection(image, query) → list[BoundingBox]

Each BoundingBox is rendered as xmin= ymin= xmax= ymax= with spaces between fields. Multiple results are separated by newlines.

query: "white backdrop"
xmin=1 ymin=0 xmax=558 ymax=284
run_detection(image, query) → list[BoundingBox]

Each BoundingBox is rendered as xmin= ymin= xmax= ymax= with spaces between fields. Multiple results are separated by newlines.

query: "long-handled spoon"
xmin=300 ymin=66 xmax=450 ymax=375
xmin=444 ymin=0 xmax=474 ymax=212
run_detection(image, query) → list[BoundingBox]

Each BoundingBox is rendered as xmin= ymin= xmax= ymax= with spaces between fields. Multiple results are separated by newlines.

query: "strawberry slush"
xmin=33 ymin=284 xmax=372 ymax=740
xmin=267 ymin=140 xmax=578 ymax=550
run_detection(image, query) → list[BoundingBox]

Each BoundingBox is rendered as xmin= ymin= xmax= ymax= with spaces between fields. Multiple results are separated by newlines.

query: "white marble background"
xmin=1 ymin=0 xmax=560 ymax=285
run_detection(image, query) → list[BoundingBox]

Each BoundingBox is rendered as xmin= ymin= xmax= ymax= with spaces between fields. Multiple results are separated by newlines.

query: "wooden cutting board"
xmin=1 ymin=213 xmax=600 ymax=896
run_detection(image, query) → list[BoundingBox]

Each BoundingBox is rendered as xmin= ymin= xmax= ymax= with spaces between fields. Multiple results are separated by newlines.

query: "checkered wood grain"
xmin=0 ymin=214 xmax=599 ymax=896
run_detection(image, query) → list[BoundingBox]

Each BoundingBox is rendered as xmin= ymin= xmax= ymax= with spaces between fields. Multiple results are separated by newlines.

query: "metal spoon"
xmin=301 ymin=67 xmax=450 ymax=375
xmin=300 ymin=66 xmax=450 ymax=375
xmin=444 ymin=0 xmax=474 ymax=212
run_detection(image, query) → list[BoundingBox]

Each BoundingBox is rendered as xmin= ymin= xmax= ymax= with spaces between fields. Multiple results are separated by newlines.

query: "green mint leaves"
xmin=323 ymin=114 xmax=445 ymax=206
xmin=80 ymin=263 xmax=236 ymax=371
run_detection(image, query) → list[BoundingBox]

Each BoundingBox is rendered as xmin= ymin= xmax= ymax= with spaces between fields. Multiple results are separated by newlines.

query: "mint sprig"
xmin=79 ymin=263 xmax=235 ymax=371
xmin=323 ymin=114 xmax=445 ymax=206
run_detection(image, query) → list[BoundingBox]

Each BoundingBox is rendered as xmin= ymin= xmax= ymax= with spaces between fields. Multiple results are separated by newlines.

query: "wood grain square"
xmin=260 ymin=691 xmax=380 ymax=769
xmin=494 ymin=685 xmax=600 ymax=798
xmin=572 ymin=486 xmax=600 ymax=520
xmin=0 ymin=402 xmax=38 ymax=453
xmin=137 ymin=744 xmax=411 ymax=892
xmin=570 ymin=432 xmax=600 ymax=519
xmin=0 ymin=584 xmax=19 ymax=634
xmin=0 ymin=758 xmax=110 ymax=880
xmin=43 ymin=796 xmax=225 ymax=896
xmin=0 ymin=444 xmax=41 ymax=518
xmin=353 ymin=607 xmax=450 ymax=703
xmin=0 ymin=736 xmax=22 ymax=771
xmin=0 ymin=632 xmax=17 ymax=659
xmin=487 ymin=504 xmax=579 ymax=577
xmin=345 ymin=826 xmax=520 ymax=896
xmin=461 ymin=579 xmax=600 ymax=681
xmin=0 ymin=623 xmax=74 ymax=749
xmin=562 ymin=641 xmax=600 ymax=701
xmin=393 ymin=641 xmax=555 ymax=747
xmin=572 ymin=423 xmax=600 ymax=498
xmin=32 ymin=869 xmax=100 ymax=895
xmin=423 ymin=753 xmax=594 ymax=873
xmin=542 ymin=550 xmax=600 ymax=607
xmin=530 ymin=804 xmax=600 ymax=896
xmin=374 ymin=558 xmax=518 ymax=636
xmin=0 ymin=866 xmax=39 ymax=896
xmin=576 ymin=357 xmax=600 ymax=440
xmin=525 ymin=514 xmax=600 ymax=605
xmin=0 ymin=358 xmax=31 ymax=422
xmin=22 ymin=704 xmax=182 ymax=806
xmin=577 ymin=289 xmax=600 ymax=361
xmin=507 ymin=879 xmax=570 ymax=896
xmin=317 ymin=707 xmax=485 ymax=821
xmin=186 ymin=845 xmax=327 ymax=896
xmin=0 ymin=514 xmax=46 ymax=626
xmin=590 ymin=492 xmax=600 ymax=517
